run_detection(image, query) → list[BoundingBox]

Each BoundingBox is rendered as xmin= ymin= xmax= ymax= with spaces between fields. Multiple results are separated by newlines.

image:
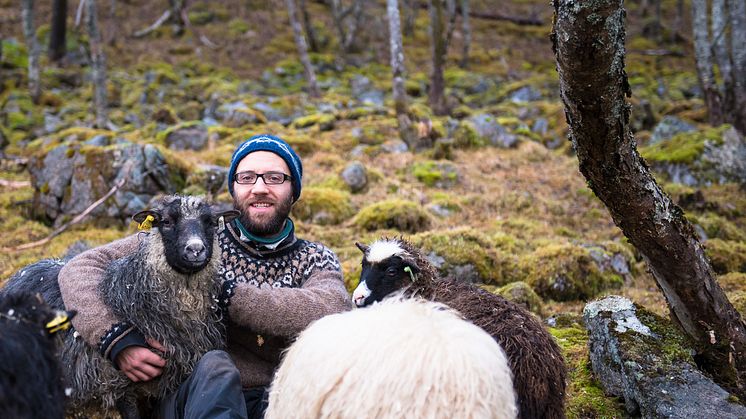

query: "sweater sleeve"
xmin=58 ymin=234 xmax=140 ymax=350
xmin=226 ymin=246 xmax=352 ymax=337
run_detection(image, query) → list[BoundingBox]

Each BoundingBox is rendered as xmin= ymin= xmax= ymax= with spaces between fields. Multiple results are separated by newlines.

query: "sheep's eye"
xmin=386 ymin=267 xmax=398 ymax=276
xmin=160 ymin=219 xmax=172 ymax=227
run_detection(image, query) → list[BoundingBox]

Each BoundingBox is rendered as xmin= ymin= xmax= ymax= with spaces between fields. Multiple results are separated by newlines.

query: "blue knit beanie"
xmin=228 ymin=134 xmax=303 ymax=202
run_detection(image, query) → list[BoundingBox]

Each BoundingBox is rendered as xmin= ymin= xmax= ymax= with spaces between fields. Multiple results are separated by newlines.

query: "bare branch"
xmin=132 ymin=9 xmax=172 ymax=38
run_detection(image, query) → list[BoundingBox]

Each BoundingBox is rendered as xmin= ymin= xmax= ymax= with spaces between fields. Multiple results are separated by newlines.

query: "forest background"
xmin=1 ymin=0 xmax=746 ymax=417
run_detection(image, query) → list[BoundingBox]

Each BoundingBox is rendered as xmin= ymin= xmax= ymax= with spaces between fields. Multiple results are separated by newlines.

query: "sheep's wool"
xmin=366 ymin=239 xmax=407 ymax=263
xmin=266 ymin=298 xmax=518 ymax=419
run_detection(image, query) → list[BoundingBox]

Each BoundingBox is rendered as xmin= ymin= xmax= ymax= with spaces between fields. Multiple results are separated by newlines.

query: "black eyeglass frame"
xmin=234 ymin=171 xmax=292 ymax=185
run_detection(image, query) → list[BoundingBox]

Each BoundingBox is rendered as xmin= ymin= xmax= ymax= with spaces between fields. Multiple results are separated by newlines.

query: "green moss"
xmin=292 ymin=187 xmax=354 ymax=225
xmin=624 ymin=306 xmax=697 ymax=368
xmin=704 ymin=239 xmax=746 ymax=274
xmin=550 ymin=327 xmax=626 ymax=418
xmin=412 ymin=160 xmax=459 ymax=188
xmin=494 ymin=281 xmax=544 ymax=316
xmin=1 ymin=39 xmax=28 ymax=69
xmin=688 ymin=213 xmax=746 ymax=242
xmin=452 ymin=121 xmax=484 ymax=148
xmin=640 ymin=125 xmax=729 ymax=164
xmin=353 ymin=199 xmax=431 ymax=233
xmin=292 ymin=113 xmax=336 ymax=131
xmin=523 ymin=242 xmax=625 ymax=301
xmin=727 ymin=291 xmax=746 ymax=317
xmin=411 ymin=227 xmax=522 ymax=285
xmin=717 ymin=272 xmax=746 ymax=293
xmin=154 ymin=121 xmax=204 ymax=145
xmin=228 ymin=18 xmax=250 ymax=35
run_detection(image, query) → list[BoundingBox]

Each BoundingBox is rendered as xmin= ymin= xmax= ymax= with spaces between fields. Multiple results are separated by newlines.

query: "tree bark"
xmin=402 ymin=0 xmax=416 ymax=37
xmin=712 ymin=0 xmax=734 ymax=124
xmin=387 ymin=0 xmax=418 ymax=149
xmin=299 ymin=0 xmax=320 ymax=52
xmin=85 ymin=0 xmax=108 ymax=128
xmin=428 ymin=0 xmax=447 ymax=115
xmin=692 ymin=0 xmax=724 ymax=126
xmin=329 ymin=0 xmax=365 ymax=54
xmin=169 ymin=0 xmax=187 ymax=36
xmin=21 ymin=0 xmax=41 ymax=104
xmin=49 ymin=0 xmax=67 ymax=62
xmin=459 ymin=0 xmax=470 ymax=68
xmin=444 ymin=0 xmax=457 ymax=51
xmin=286 ymin=0 xmax=320 ymax=97
xmin=729 ymin=0 xmax=746 ymax=133
xmin=552 ymin=0 xmax=746 ymax=398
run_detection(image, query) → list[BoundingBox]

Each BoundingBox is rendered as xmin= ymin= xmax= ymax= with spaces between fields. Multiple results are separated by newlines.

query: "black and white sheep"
xmin=266 ymin=297 xmax=518 ymax=419
xmin=353 ymin=238 xmax=568 ymax=419
xmin=2 ymin=195 xmax=238 ymax=418
xmin=0 ymin=291 xmax=75 ymax=419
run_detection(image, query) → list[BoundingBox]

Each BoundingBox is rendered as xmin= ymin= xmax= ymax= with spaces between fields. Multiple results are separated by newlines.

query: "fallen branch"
xmin=75 ymin=0 xmax=85 ymax=28
xmin=132 ymin=9 xmax=171 ymax=38
xmin=181 ymin=9 xmax=221 ymax=49
xmin=2 ymin=177 xmax=126 ymax=252
xmin=0 ymin=179 xmax=31 ymax=189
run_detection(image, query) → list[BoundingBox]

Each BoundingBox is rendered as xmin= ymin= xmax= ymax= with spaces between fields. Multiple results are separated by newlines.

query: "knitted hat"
xmin=228 ymin=134 xmax=303 ymax=202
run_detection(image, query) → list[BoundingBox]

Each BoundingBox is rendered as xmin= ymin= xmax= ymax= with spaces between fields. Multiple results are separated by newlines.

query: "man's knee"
xmin=194 ymin=350 xmax=240 ymax=382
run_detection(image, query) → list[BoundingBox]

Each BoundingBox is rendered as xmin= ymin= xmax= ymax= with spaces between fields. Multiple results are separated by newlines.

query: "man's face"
xmin=232 ymin=151 xmax=294 ymax=237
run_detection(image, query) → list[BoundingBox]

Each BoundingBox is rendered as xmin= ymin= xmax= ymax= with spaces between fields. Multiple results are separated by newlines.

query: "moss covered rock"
xmin=412 ymin=160 xmax=460 ymax=188
xmin=292 ymin=187 xmax=354 ymax=225
xmin=523 ymin=242 xmax=627 ymax=301
xmin=292 ymin=113 xmax=336 ymax=131
xmin=704 ymin=239 xmax=746 ymax=274
xmin=353 ymin=199 xmax=431 ymax=233
xmin=494 ymin=281 xmax=544 ymax=316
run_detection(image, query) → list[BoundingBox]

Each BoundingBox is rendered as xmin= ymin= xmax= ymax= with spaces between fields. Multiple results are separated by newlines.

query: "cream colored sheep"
xmin=266 ymin=297 xmax=517 ymax=419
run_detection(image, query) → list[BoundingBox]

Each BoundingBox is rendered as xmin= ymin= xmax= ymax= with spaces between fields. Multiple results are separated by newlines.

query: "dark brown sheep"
xmin=353 ymin=237 xmax=567 ymax=419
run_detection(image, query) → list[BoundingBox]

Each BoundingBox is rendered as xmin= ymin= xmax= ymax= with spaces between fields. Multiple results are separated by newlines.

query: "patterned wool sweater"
xmin=58 ymin=221 xmax=352 ymax=388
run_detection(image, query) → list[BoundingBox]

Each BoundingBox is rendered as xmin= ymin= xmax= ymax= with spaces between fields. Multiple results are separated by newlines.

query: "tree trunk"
xmin=21 ymin=0 xmax=41 ymax=104
xmin=729 ymin=0 xmax=746 ymax=133
xmin=459 ymin=0 xmax=470 ymax=68
xmin=402 ymin=0 xmax=416 ymax=37
xmin=49 ymin=0 xmax=67 ymax=62
xmin=286 ymin=0 xmax=320 ymax=97
xmin=428 ymin=0 xmax=447 ymax=115
xmin=444 ymin=0 xmax=457 ymax=50
xmin=672 ymin=0 xmax=684 ymax=42
xmin=329 ymin=0 xmax=365 ymax=54
xmin=552 ymin=0 xmax=746 ymax=398
xmin=169 ymin=0 xmax=187 ymax=36
xmin=85 ymin=0 xmax=108 ymax=128
xmin=712 ymin=0 xmax=734 ymax=124
xmin=387 ymin=0 xmax=418 ymax=149
xmin=692 ymin=0 xmax=724 ymax=125
xmin=299 ymin=0 xmax=320 ymax=52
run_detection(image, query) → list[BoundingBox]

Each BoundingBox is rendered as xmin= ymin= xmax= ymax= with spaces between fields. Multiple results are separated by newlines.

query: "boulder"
xmin=350 ymin=75 xmax=385 ymax=107
xmin=469 ymin=114 xmax=519 ymax=148
xmin=164 ymin=123 xmax=209 ymax=151
xmin=340 ymin=161 xmax=367 ymax=193
xmin=215 ymin=101 xmax=265 ymax=127
xmin=650 ymin=116 xmax=696 ymax=144
xmin=29 ymin=142 xmax=188 ymax=226
xmin=509 ymin=86 xmax=542 ymax=103
xmin=584 ymin=296 xmax=746 ymax=418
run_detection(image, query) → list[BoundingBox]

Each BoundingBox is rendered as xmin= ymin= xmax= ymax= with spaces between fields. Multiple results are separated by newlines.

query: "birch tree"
xmin=49 ymin=0 xmax=67 ymax=62
xmin=459 ymin=0 xmax=471 ymax=68
xmin=692 ymin=0 xmax=724 ymax=125
xmin=553 ymin=0 xmax=746 ymax=398
xmin=329 ymin=0 xmax=365 ymax=54
xmin=402 ymin=0 xmax=416 ymax=37
xmin=729 ymin=0 xmax=746 ymax=133
xmin=387 ymin=0 xmax=417 ymax=148
xmin=21 ymin=0 xmax=41 ymax=103
xmin=299 ymin=0 xmax=320 ymax=52
xmin=85 ymin=0 xmax=108 ymax=127
xmin=286 ymin=0 xmax=321 ymax=97
xmin=428 ymin=0 xmax=448 ymax=115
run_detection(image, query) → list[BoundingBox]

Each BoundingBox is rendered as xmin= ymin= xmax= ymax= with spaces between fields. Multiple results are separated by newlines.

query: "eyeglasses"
xmin=234 ymin=171 xmax=292 ymax=185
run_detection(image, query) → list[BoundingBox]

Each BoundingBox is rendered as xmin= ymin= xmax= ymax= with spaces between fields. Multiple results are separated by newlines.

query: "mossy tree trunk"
xmin=286 ymin=0 xmax=320 ymax=97
xmin=49 ymin=0 xmax=67 ymax=63
xmin=692 ymin=0 xmax=725 ymax=126
xmin=552 ymin=0 xmax=746 ymax=398
xmin=85 ymin=0 xmax=108 ymax=128
xmin=428 ymin=0 xmax=448 ymax=116
xmin=21 ymin=0 xmax=41 ymax=104
xmin=459 ymin=0 xmax=471 ymax=68
xmin=387 ymin=0 xmax=418 ymax=149
xmin=729 ymin=0 xmax=746 ymax=133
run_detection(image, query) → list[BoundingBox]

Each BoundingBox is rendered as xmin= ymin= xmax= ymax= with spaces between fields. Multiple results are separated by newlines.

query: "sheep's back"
xmin=416 ymin=279 xmax=567 ymax=419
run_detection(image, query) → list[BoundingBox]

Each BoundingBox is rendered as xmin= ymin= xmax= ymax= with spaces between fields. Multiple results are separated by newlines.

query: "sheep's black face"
xmin=353 ymin=256 xmax=414 ymax=307
xmin=0 ymin=292 xmax=74 ymax=338
xmin=135 ymin=197 xmax=239 ymax=275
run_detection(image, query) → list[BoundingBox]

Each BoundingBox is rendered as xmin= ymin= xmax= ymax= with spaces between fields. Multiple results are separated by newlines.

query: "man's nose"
xmin=252 ymin=177 xmax=269 ymax=192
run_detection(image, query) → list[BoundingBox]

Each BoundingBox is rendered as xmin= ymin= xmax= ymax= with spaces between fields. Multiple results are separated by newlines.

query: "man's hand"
xmin=116 ymin=339 xmax=167 ymax=382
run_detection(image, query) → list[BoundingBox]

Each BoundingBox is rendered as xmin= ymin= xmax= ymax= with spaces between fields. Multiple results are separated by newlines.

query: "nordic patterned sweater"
xmin=57 ymin=220 xmax=352 ymax=388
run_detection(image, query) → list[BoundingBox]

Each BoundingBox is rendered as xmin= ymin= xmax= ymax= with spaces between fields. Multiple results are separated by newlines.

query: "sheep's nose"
xmin=353 ymin=295 xmax=366 ymax=307
xmin=185 ymin=240 xmax=206 ymax=262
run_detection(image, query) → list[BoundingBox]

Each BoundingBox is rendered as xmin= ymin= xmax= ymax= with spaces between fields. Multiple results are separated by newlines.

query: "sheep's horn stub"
xmin=355 ymin=242 xmax=370 ymax=254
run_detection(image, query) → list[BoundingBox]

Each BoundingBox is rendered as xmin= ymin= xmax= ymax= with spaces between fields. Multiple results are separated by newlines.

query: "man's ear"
xmin=132 ymin=210 xmax=161 ymax=224
xmin=216 ymin=209 xmax=240 ymax=224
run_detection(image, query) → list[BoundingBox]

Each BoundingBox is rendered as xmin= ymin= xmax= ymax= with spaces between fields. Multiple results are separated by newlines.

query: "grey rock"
xmin=702 ymin=126 xmax=746 ymax=185
xmin=469 ymin=114 xmax=520 ymax=148
xmin=165 ymin=124 xmax=208 ymax=151
xmin=85 ymin=135 xmax=110 ymax=147
xmin=350 ymin=75 xmax=385 ymax=107
xmin=252 ymin=102 xmax=283 ymax=122
xmin=43 ymin=113 xmax=63 ymax=134
xmin=341 ymin=162 xmax=368 ymax=193
xmin=509 ymin=86 xmax=542 ymax=103
xmin=584 ymin=296 xmax=746 ymax=418
xmin=532 ymin=118 xmax=549 ymax=136
xmin=349 ymin=145 xmax=367 ymax=158
xmin=650 ymin=116 xmax=696 ymax=144
xmin=381 ymin=140 xmax=409 ymax=154
xmin=215 ymin=101 xmax=261 ymax=127
xmin=427 ymin=203 xmax=453 ymax=218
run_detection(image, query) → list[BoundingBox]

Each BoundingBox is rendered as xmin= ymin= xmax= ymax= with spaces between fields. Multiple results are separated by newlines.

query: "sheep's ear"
xmin=355 ymin=242 xmax=370 ymax=254
xmin=133 ymin=210 xmax=161 ymax=225
xmin=401 ymin=257 xmax=420 ymax=274
xmin=216 ymin=209 xmax=240 ymax=223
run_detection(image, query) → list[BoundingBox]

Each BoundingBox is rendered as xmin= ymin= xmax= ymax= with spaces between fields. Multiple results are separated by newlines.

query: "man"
xmin=58 ymin=134 xmax=351 ymax=418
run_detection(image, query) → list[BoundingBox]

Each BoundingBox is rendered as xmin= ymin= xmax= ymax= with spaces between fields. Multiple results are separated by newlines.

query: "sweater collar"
xmin=234 ymin=218 xmax=295 ymax=251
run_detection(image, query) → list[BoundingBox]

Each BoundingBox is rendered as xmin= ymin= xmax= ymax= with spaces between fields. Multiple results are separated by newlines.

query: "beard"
xmin=233 ymin=193 xmax=294 ymax=237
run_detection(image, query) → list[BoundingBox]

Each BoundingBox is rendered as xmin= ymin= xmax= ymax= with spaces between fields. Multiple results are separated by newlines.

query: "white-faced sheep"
xmin=266 ymin=297 xmax=518 ymax=419
xmin=352 ymin=238 xmax=568 ymax=419
xmin=0 ymin=291 xmax=75 ymax=419
xmin=2 ymin=195 xmax=238 ymax=418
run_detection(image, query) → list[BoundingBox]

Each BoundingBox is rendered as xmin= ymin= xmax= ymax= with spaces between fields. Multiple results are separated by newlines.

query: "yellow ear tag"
xmin=46 ymin=313 xmax=72 ymax=334
xmin=138 ymin=215 xmax=155 ymax=231
xmin=404 ymin=266 xmax=416 ymax=282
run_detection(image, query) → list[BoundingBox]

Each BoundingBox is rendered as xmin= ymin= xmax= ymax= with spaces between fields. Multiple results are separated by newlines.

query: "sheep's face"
xmin=133 ymin=196 xmax=239 ymax=274
xmin=353 ymin=240 xmax=420 ymax=307
xmin=0 ymin=292 xmax=75 ymax=338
